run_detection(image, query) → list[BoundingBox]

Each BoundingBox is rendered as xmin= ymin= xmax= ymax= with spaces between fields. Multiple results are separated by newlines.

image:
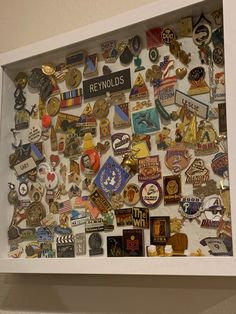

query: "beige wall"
xmin=0 ymin=1 xmax=236 ymax=313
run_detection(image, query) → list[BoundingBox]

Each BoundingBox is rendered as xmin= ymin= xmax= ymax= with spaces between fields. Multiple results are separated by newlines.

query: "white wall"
xmin=0 ymin=1 xmax=236 ymax=313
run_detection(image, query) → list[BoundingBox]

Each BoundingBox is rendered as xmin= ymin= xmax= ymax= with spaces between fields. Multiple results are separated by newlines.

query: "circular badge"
xmin=18 ymin=182 xmax=28 ymax=197
xmin=161 ymin=27 xmax=176 ymax=45
xmin=37 ymin=163 xmax=51 ymax=181
xmin=193 ymin=19 xmax=211 ymax=46
xmin=65 ymin=68 xmax=82 ymax=89
xmin=188 ymin=66 xmax=205 ymax=82
xmin=149 ymin=47 xmax=159 ymax=63
xmin=213 ymin=46 xmax=224 ymax=66
xmin=140 ymin=180 xmax=162 ymax=208
xmin=45 ymin=171 xmax=58 ymax=190
xmin=80 ymin=149 xmax=100 ymax=177
xmin=123 ymin=183 xmax=140 ymax=206
xmin=14 ymin=72 xmax=28 ymax=88
xmin=204 ymin=196 xmax=224 ymax=221
xmin=93 ymin=98 xmax=109 ymax=119
xmin=179 ymin=196 xmax=203 ymax=220
xmin=42 ymin=63 xmax=56 ymax=76
xmin=47 ymin=97 xmax=61 ymax=117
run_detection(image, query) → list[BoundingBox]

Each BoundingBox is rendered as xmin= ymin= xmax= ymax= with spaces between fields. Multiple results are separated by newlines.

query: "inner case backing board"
xmin=0 ymin=0 xmax=236 ymax=275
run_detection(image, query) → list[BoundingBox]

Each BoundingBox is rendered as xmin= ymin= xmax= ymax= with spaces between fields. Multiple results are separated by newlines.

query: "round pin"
xmin=42 ymin=63 xmax=56 ymax=76
xmin=123 ymin=183 xmax=140 ymax=206
xmin=120 ymin=45 xmax=133 ymax=65
xmin=37 ymin=163 xmax=51 ymax=181
xmin=140 ymin=180 xmax=162 ymax=208
xmin=8 ymin=183 xmax=19 ymax=206
xmin=14 ymin=72 xmax=28 ymax=88
xmin=42 ymin=114 xmax=52 ymax=129
xmin=80 ymin=149 xmax=100 ymax=177
xmin=65 ymin=67 xmax=82 ymax=89
xmin=161 ymin=27 xmax=176 ymax=45
xmin=45 ymin=171 xmax=58 ymax=190
xmin=93 ymin=98 xmax=109 ymax=119
xmin=47 ymin=97 xmax=61 ymax=117
xmin=18 ymin=182 xmax=28 ymax=197
xmin=149 ymin=47 xmax=159 ymax=63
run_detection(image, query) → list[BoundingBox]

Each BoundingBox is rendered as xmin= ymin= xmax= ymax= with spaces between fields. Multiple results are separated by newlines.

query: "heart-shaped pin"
xmin=47 ymin=172 xmax=55 ymax=182
xmin=176 ymin=67 xmax=187 ymax=79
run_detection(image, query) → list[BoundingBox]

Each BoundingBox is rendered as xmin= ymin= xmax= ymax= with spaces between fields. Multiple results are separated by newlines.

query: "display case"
xmin=0 ymin=0 xmax=236 ymax=275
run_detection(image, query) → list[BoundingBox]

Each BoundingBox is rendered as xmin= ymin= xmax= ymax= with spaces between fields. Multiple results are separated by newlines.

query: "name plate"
xmin=175 ymin=89 xmax=209 ymax=119
xmin=83 ymin=69 xmax=131 ymax=100
xmin=14 ymin=157 xmax=37 ymax=176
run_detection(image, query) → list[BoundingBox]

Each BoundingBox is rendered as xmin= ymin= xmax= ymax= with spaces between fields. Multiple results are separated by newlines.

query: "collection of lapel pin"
xmin=7 ymin=7 xmax=232 ymax=259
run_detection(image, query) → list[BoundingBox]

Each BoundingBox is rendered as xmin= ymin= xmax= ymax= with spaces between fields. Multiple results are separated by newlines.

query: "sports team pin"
xmin=203 ymin=196 xmax=224 ymax=223
xmin=211 ymin=153 xmax=228 ymax=177
xmin=138 ymin=155 xmax=161 ymax=181
xmin=89 ymin=188 xmax=112 ymax=213
xmin=163 ymin=175 xmax=182 ymax=204
xmin=113 ymin=102 xmax=130 ymax=129
xmin=188 ymin=67 xmax=210 ymax=96
xmin=140 ymin=180 xmax=162 ymax=208
xmin=193 ymin=14 xmax=212 ymax=46
xmin=129 ymin=73 xmax=148 ymax=100
xmin=111 ymin=133 xmax=131 ymax=155
xmin=165 ymin=145 xmax=191 ymax=174
xmin=179 ymin=196 xmax=203 ymax=221
xmin=185 ymin=158 xmax=209 ymax=186
xmin=94 ymin=156 xmax=129 ymax=199
xmin=123 ymin=183 xmax=140 ymax=206
xmin=132 ymin=207 xmax=149 ymax=228
xmin=195 ymin=120 xmax=219 ymax=155
xmin=131 ymin=107 xmax=160 ymax=135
